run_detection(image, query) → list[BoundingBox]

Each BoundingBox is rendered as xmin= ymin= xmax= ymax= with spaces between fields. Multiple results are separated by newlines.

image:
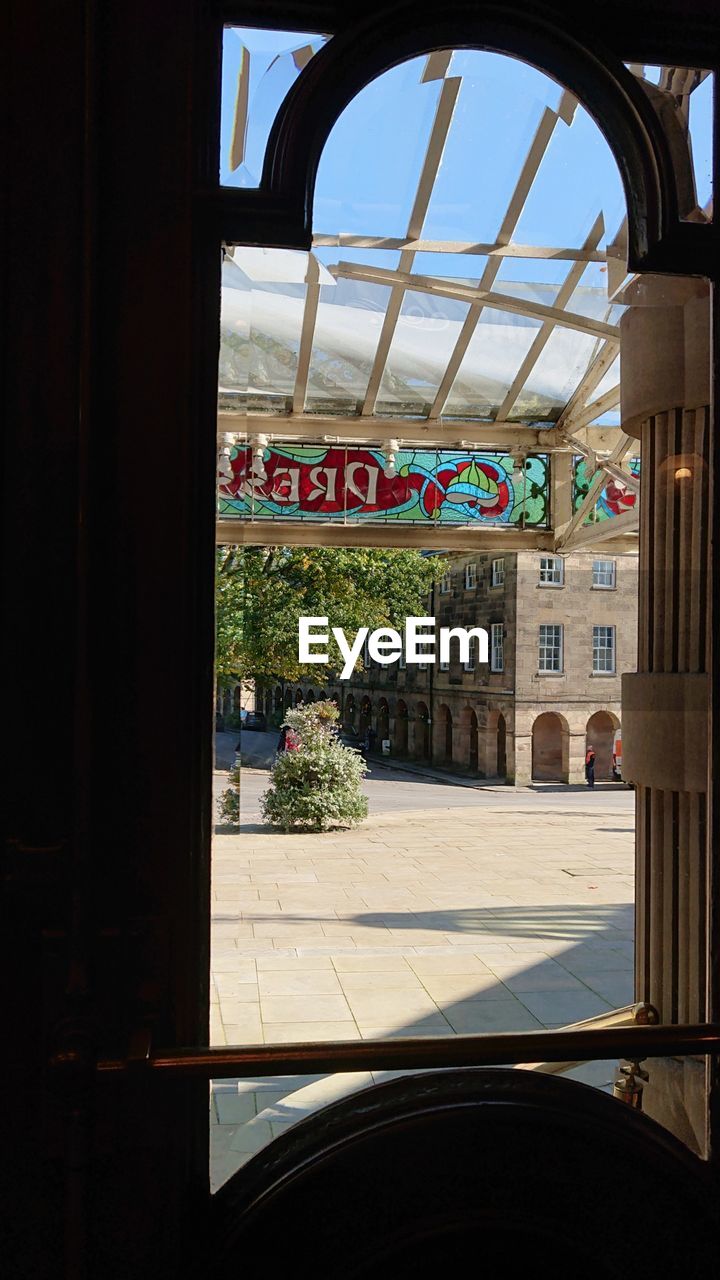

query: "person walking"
xmin=585 ymin=743 xmax=596 ymax=789
xmin=277 ymin=724 xmax=289 ymax=754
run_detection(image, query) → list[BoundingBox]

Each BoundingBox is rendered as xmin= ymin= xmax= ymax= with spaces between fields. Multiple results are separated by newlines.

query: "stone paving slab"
xmin=210 ymin=771 xmax=635 ymax=1191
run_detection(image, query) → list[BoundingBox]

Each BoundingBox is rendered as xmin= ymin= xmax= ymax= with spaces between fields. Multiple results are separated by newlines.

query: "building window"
xmin=464 ymin=654 xmax=475 ymax=672
xmin=363 ymin=637 xmax=370 ymax=668
xmin=439 ymin=658 xmax=449 ymax=671
xmin=538 ymin=624 xmax=563 ymax=672
xmin=592 ymin=625 xmax=615 ymax=673
xmin=418 ymin=660 xmax=429 ymax=672
xmin=592 ymin=559 xmax=616 ymax=589
xmin=491 ymin=558 xmax=505 ymax=587
xmin=491 ymin=622 xmax=504 ymax=672
xmin=464 ymin=562 xmax=477 ymax=590
xmin=539 ymin=555 xmax=564 ymax=586
xmin=439 ymin=570 xmax=452 ymax=594
xmin=399 ymin=650 xmax=406 ymax=671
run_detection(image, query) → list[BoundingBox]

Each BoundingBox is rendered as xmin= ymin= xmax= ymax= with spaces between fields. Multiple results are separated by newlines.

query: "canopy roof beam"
xmin=559 ymin=507 xmax=639 ymax=551
xmin=332 ymin=262 xmax=620 ymax=341
xmin=360 ymin=69 xmax=461 ymax=418
xmin=493 ymin=213 xmax=605 ymax=422
xmin=217 ymin=520 xmax=556 ymax=552
xmin=555 ymin=432 xmax=636 ymax=550
xmin=216 ymin=411 xmax=625 ymax=453
xmin=313 ymin=234 xmax=607 ymax=262
xmin=426 ymin=92 xmax=577 ymax=420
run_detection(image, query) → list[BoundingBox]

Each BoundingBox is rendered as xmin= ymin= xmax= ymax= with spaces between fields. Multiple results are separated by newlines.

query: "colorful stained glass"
xmin=218 ymin=446 xmax=549 ymax=527
xmin=572 ymin=456 xmax=640 ymax=523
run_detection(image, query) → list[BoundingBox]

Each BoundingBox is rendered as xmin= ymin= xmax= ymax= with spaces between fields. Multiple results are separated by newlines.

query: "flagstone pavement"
xmin=210 ymin=764 xmax=635 ymax=1189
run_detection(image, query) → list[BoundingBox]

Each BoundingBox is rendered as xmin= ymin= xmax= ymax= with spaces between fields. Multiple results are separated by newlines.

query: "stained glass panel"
xmin=219 ymin=446 xmax=549 ymax=527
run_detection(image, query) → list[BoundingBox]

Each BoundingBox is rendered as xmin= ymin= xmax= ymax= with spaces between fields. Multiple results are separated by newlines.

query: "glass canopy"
xmin=218 ymin=44 xmax=710 ymax=544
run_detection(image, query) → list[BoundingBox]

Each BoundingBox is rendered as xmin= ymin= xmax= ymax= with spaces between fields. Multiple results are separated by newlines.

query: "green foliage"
xmin=217 ymin=763 xmax=241 ymax=824
xmin=260 ymin=701 xmax=368 ymax=833
xmin=215 ymin=545 xmax=445 ymax=684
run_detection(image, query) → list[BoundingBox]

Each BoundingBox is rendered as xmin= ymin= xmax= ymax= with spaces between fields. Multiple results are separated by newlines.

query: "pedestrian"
xmin=277 ymin=724 xmax=289 ymax=754
xmin=366 ymin=726 xmax=377 ymax=755
xmin=585 ymin=743 xmax=596 ymax=788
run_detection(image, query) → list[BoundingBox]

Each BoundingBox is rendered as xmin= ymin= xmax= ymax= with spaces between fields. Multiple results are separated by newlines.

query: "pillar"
xmin=621 ymin=276 xmax=710 ymax=1153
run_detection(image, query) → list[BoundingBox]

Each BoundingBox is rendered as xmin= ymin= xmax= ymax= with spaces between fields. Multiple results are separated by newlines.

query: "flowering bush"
xmin=261 ymin=700 xmax=368 ymax=833
xmin=217 ymin=762 xmax=241 ymax=824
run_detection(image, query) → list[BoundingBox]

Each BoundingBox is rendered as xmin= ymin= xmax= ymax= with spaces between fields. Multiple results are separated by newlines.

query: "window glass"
xmin=592 ymin=624 xmax=615 ymax=673
xmin=221 ymin=28 xmax=330 ymax=188
xmin=465 ymin=563 xmax=477 ymax=589
xmin=492 ymin=558 xmax=505 ymax=587
xmin=440 ymin=570 xmax=452 ymax=593
xmin=538 ymin=623 xmax=563 ymax=671
xmin=592 ymin=559 xmax=616 ymax=588
xmin=539 ymin=555 xmax=563 ymax=585
xmin=491 ymin=622 xmax=504 ymax=672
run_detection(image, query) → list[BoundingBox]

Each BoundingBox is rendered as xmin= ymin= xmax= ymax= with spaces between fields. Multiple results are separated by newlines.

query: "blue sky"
xmin=221 ymin=29 xmax=713 ymax=259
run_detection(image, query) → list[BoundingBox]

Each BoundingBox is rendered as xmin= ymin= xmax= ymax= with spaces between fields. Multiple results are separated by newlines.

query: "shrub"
xmin=261 ymin=700 xmax=368 ymax=833
xmin=217 ymin=762 xmax=240 ymax=824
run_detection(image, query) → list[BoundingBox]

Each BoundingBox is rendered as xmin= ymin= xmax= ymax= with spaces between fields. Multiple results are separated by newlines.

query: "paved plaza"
xmin=210 ymin=744 xmax=635 ymax=1189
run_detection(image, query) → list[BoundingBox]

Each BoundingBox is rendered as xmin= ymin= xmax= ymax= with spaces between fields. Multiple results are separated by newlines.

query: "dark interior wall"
xmin=2 ymin=2 xmax=718 ymax=1276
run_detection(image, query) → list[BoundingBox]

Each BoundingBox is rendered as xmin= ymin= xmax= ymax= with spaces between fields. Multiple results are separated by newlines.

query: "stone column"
xmin=568 ymin=730 xmax=586 ymax=785
xmin=621 ymin=277 xmax=710 ymax=1154
xmin=514 ymin=733 xmax=532 ymax=786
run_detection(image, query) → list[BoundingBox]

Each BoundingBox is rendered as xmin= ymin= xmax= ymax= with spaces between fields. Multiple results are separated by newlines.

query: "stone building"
xmin=278 ymin=549 xmax=638 ymax=786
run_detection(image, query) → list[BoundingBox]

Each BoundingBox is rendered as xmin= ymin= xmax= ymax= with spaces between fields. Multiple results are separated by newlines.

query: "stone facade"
xmin=259 ymin=549 xmax=638 ymax=787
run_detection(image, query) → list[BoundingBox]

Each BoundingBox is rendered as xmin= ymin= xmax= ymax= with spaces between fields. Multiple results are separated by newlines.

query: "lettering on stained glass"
xmin=218 ymin=445 xmax=549 ymax=527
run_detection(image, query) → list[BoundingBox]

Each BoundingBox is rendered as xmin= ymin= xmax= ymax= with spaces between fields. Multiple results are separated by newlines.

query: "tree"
xmin=260 ymin=701 xmax=368 ymax=832
xmin=215 ymin=545 xmax=445 ymax=684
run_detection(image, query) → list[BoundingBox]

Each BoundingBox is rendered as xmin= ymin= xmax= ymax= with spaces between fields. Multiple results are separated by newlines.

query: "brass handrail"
xmin=69 ymin=1021 xmax=720 ymax=1082
xmin=516 ymin=1001 xmax=658 ymax=1073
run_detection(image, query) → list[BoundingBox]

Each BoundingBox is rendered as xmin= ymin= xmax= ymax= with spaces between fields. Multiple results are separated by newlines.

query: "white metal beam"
xmin=217 ymin=520 xmax=556 ymax=552
xmin=360 ymin=72 xmax=461 ymax=417
xmin=554 ymin=340 xmax=620 ymax=431
xmin=217 ymin=411 xmax=625 ymax=453
xmin=494 ymin=213 xmax=605 ymax=421
xmin=291 ymin=254 xmax=322 ymax=414
xmin=554 ymin=432 xmax=635 ymax=550
xmin=562 ymin=384 xmax=621 ymax=432
xmin=426 ymin=92 xmax=577 ymax=420
xmin=559 ymin=507 xmax=639 ymax=551
xmin=313 ymin=234 xmax=606 ymax=261
xmin=332 ymin=262 xmax=620 ymax=341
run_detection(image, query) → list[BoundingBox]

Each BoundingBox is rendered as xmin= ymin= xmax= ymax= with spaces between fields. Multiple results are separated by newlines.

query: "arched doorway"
xmin=306 ymin=689 xmax=315 ymax=703
xmin=284 ymin=688 xmax=293 ymax=711
xmin=274 ymin=686 xmax=283 ymax=713
xmin=415 ymin=702 xmax=430 ymax=761
xmin=532 ymin=712 xmax=569 ymax=782
xmin=497 ymin=714 xmax=507 ymax=781
xmin=586 ymin=710 xmax=618 ymax=780
xmin=395 ymin=699 xmax=408 ymax=756
xmin=295 ymin=689 xmax=303 ymax=706
xmin=378 ymin=698 xmax=389 ymax=743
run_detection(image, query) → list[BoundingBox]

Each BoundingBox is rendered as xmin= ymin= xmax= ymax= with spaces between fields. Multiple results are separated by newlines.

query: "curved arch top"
xmin=251 ymin=1 xmax=684 ymax=270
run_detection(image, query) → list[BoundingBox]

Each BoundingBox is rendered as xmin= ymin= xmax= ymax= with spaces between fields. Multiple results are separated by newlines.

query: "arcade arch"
xmin=532 ymin=712 xmax=570 ymax=783
xmin=586 ymin=709 xmax=620 ymax=781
